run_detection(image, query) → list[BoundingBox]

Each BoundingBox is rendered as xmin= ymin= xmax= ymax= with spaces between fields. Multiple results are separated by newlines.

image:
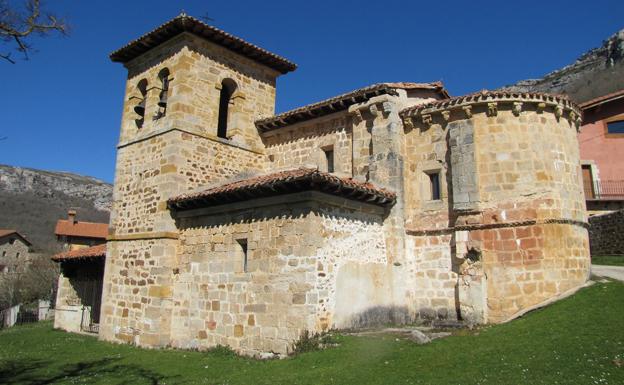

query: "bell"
xmin=134 ymin=99 xmax=145 ymax=116
xmin=158 ymin=90 xmax=168 ymax=108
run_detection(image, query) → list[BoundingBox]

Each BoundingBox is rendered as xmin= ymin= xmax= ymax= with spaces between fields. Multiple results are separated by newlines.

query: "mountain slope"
xmin=0 ymin=165 xmax=112 ymax=254
xmin=500 ymin=29 xmax=624 ymax=103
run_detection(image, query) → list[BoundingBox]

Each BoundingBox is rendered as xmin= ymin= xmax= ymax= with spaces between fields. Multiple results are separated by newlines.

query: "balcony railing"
xmin=584 ymin=180 xmax=624 ymax=200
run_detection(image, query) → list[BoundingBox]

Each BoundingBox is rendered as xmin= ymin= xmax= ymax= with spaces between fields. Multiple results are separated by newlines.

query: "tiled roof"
xmin=0 ymin=229 xmax=17 ymax=238
xmin=0 ymin=229 xmax=31 ymax=245
xmin=54 ymin=220 xmax=108 ymax=239
xmin=51 ymin=244 xmax=106 ymax=262
xmin=255 ymin=82 xmax=449 ymax=132
xmin=401 ymin=90 xmax=580 ymax=116
xmin=168 ymin=168 xmax=396 ymax=211
xmin=110 ymin=14 xmax=297 ymax=74
xmin=578 ymin=89 xmax=624 ymax=110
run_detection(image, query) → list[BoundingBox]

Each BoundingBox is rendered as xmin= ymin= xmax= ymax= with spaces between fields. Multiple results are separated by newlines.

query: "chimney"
xmin=68 ymin=210 xmax=77 ymax=225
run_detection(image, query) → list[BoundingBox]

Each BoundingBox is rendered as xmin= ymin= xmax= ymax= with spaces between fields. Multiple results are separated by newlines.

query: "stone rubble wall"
xmin=162 ymin=195 xmax=387 ymax=356
xmin=261 ymin=115 xmax=352 ymax=175
xmin=0 ymin=237 xmax=31 ymax=273
xmin=588 ymin=209 xmax=624 ymax=255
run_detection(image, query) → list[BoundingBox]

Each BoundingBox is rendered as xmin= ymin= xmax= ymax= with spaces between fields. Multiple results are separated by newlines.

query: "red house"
xmin=578 ymin=89 xmax=624 ymax=213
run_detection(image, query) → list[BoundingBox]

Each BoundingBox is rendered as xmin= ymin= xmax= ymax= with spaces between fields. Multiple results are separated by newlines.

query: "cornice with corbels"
xmin=400 ymin=91 xmax=583 ymax=130
xmin=348 ymin=95 xmax=400 ymax=124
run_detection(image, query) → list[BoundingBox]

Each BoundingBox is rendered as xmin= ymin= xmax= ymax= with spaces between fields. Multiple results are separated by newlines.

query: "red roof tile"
xmin=110 ymin=14 xmax=296 ymax=74
xmin=256 ymin=82 xmax=449 ymax=131
xmin=578 ymin=89 xmax=624 ymax=110
xmin=168 ymin=168 xmax=396 ymax=210
xmin=51 ymin=244 xmax=106 ymax=262
xmin=54 ymin=220 xmax=108 ymax=239
xmin=0 ymin=229 xmax=17 ymax=238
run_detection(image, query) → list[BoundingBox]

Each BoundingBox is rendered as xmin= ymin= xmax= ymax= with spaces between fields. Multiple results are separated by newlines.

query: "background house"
xmin=579 ymin=89 xmax=624 ymax=214
xmin=55 ymin=210 xmax=108 ymax=250
xmin=0 ymin=230 xmax=33 ymax=274
xmin=52 ymin=210 xmax=108 ymax=334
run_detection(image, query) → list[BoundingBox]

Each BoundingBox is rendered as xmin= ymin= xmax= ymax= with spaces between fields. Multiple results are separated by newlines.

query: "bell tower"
xmin=99 ymin=14 xmax=296 ymax=347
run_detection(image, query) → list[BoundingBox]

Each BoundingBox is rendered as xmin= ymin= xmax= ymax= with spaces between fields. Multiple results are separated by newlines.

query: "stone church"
xmin=97 ymin=14 xmax=590 ymax=355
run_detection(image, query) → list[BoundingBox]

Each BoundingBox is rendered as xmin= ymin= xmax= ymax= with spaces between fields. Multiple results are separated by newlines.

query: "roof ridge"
xmin=401 ymin=89 xmax=579 ymax=116
xmin=168 ymin=167 xmax=396 ymax=210
xmin=110 ymin=14 xmax=296 ymax=74
xmin=57 ymin=219 xmax=108 ymax=226
xmin=256 ymin=81 xmax=448 ymax=132
xmin=52 ymin=244 xmax=107 ymax=262
xmin=578 ymin=89 xmax=624 ymax=109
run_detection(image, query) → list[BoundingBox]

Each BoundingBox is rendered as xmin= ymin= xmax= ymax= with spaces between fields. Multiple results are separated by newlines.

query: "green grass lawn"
xmin=592 ymin=255 xmax=624 ymax=266
xmin=1 ymin=282 xmax=623 ymax=385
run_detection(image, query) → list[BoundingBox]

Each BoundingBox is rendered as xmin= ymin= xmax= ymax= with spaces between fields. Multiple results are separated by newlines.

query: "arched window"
xmin=134 ymin=79 xmax=148 ymax=128
xmin=156 ymin=68 xmax=170 ymax=118
xmin=217 ymin=78 xmax=237 ymax=139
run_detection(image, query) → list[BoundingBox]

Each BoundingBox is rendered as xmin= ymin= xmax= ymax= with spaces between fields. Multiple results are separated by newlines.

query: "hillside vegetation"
xmin=0 ymin=165 xmax=111 ymax=254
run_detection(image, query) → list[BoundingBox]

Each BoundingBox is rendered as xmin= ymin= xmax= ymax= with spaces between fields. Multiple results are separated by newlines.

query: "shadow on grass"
xmin=0 ymin=357 xmax=176 ymax=385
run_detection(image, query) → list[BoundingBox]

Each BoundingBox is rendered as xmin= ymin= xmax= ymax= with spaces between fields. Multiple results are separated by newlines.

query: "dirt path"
xmin=591 ymin=265 xmax=624 ymax=281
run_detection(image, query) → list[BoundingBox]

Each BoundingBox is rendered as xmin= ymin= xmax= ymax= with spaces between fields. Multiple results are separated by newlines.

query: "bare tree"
xmin=0 ymin=255 xmax=59 ymax=309
xmin=0 ymin=0 xmax=67 ymax=64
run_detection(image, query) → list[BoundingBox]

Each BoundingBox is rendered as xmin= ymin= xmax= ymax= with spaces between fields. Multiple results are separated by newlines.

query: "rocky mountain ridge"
xmin=0 ymin=164 xmax=112 ymax=254
xmin=500 ymin=29 xmax=624 ymax=103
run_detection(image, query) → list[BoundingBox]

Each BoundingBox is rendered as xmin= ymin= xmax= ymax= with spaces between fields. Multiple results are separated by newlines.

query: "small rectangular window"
xmin=2 ymin=251 xmax=6 ymax=257
xmin=237 ymin=239 xmax=248 ymax=272
xmin=607 ymin=120 xmax=624 ymax=134
xmin=429 ymin=172 xmax=441 ymax=200
xmin=324 ymin=148 xmax=335 ymax=173
xmin=16 ymin=252 xmax=20 ymax=258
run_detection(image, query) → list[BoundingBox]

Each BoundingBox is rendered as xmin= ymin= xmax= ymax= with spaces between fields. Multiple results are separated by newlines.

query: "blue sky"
xmin=2 ymin=0 xmax=623 ymax=183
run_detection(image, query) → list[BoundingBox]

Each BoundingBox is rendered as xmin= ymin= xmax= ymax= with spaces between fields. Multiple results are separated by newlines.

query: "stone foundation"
xmin=588 ymin=209 xmax=624 ymax=255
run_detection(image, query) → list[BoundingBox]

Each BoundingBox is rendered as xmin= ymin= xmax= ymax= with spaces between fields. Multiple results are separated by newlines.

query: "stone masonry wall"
xmin=165 ymin=193 xmax=387 ymax=356
xmin=120 ymin=34 xmax=278 ymax=150
xmin=403 ymin=97 xmax=590 ymax=323
xmin=262 ymin=114 xmax=352 ymax=176
xmin=0 ymin=236 xmax=30 ymax=273
xmin=589 ymin=209 xmax=624 ymax=255
xmin=102 ymin=33 xmax=276 ymax=347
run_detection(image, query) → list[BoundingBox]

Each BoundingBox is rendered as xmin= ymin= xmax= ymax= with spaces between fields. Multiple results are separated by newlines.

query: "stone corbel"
xmin=536 ymin=102 xmax=546 ymax=114
xmin=462 ymin=105 xmax=473 ymax=118
xmin=441 ymin=110 xmax=451 ymax=122
xmin=350 ymin=108 xmax=363 ymax=124
xmin=555 ymin=105 xmax=563 ymax=120
xmin=403 ymin=116 xmax=415 ymax=130
xmin=369 ymin=103 xmax=380 ymax=117
xmin=231 ymin=90 xmax=246 ymax=101
xmin=421 ymin=114 xmax=432 ymax=127
xmin=487 ymin=102 xmax=498 ymax=117
xmin=512 ymin=102 xmax=523 ymax=116
xmin=381 ymin=101 xmax=395 ymax=118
